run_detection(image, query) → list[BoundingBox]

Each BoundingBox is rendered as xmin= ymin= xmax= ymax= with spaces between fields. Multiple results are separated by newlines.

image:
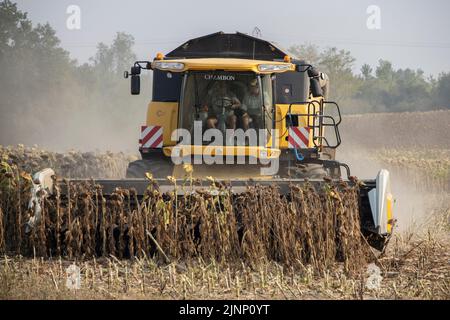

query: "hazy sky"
xmin=15 ymin=0 xmax=450 ymax=77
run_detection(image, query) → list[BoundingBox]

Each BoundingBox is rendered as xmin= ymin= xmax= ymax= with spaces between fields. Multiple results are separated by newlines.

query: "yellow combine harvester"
xmin=125 ymin=32 xmax=339 ymax=180
xmin=31 ymin=32 xmax=394 ymax=251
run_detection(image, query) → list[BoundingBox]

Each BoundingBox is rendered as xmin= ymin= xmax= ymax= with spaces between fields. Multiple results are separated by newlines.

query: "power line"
xmin=61 ymin=31 xmax=450 ymax=50
xmin=62 ymin=39 xmax=183 ymax=48
xmin=264 ymin=32 xmax=450 ymax=49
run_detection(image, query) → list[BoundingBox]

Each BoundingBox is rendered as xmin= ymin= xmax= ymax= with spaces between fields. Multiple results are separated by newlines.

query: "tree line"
xmin=0 ymin=0 xmax=150 ymax=150
xmin=0 ymin=1 xmax=449 ymax=150
xmin=289 ymin=44 xmax=450 ymax=113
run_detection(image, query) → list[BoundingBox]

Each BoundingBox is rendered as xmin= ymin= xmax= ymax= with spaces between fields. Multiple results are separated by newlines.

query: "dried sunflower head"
xmin=183 ymin=164 xmax=193 ymax=174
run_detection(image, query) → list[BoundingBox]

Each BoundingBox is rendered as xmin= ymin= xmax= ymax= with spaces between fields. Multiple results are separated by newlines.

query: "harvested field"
xmin=0 ymin=110 xmax=449 ymax=300
xmin=0 ymin=223 xmax=448 ymax=300
xmin=340 ymin=110 xmax=450 ymax=149
xmin=0 ymin=145 xmax=136 ymax=179
xmin=339 ymin=110 xmax=450 ymax=235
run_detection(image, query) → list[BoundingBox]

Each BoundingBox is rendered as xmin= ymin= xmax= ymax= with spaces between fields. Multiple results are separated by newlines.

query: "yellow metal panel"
xmin=386 ymin=193 xmax=393 ymax=234
xmin=146 ymin=101 xmax=178 ymax=146
xmin=162 ymin=145 xmax=280 ymax=159
xmin=151 ymin=58 xmax=295 ymax=74
xmin=275 ymin=104 xmax=315 ymax=150
xmin=171 ymin=164 xmax=275 ymax=180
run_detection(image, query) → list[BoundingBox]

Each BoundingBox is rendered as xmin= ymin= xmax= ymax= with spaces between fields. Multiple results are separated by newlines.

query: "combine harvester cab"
xmin=29 ymin=32 xmax=394 ymax=253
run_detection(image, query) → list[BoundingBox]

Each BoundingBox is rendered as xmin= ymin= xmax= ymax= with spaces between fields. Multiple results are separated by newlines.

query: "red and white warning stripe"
xmin=288 ymin=127 xmax=310 ymax=149
xmin=139 ymin=125 xmax=163 ymax=149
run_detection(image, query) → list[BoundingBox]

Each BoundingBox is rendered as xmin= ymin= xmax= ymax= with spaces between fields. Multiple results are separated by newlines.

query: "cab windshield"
xmin=180 ymin=71 xmax=273 ymax=141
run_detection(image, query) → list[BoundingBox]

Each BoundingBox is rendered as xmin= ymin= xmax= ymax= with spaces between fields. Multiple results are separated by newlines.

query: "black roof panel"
xmin=166 ymin=32 xmax=290 ymax=61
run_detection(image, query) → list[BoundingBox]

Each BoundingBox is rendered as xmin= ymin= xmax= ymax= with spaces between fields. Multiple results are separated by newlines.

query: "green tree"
xmin=361 ymin=64 xmax=373 ymax=80
xmin=318 ymin=47 xmax=359 ymax=102
xmin=288 ymin=43 xmax=320 ymax=65
xmin=92 ymin=42 xmax=114 ymax=75
xmin=435 ymin=72 xmax=450 ymax=109
xmin=289 ymin=44 xmax=360 ymax=103
xmin=91 ymin=32 xmax=137 ymax=76
xmin=0 ymin=0 xmax=76 ymax=141
xmin=112 ymin=32 xmax=136 ymax=76
xmin=375 ymin=60 xmax=395 ymax=87
xmin=0 ymin=1 xmax=146 ymax=150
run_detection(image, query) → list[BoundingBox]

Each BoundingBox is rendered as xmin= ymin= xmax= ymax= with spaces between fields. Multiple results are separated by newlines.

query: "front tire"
xmin=285 ymin=163 xmax=328 ymax=179
xmin=126 ymin=158 xmax=173 ymax=178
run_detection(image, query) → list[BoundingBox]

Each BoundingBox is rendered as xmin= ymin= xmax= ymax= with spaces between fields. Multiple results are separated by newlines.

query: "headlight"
xmin=257 ymin=64 xmax=291 ymax=72
xmin=153 ymin=61 xmax=185 ymax=71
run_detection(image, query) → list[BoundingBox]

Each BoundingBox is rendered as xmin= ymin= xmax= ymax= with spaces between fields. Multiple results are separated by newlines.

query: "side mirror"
xmin=124 ymin=66 xmax=141 ymax=79
xmin=307 ymin=67 xmax=320 ymax=78
xmin=131 ymin=66 xmax=141 ymax=75
xmin=131 ymin=75 xmax=140 ymax=95
xmin=310 ymin=78 xmax=323 ymax=97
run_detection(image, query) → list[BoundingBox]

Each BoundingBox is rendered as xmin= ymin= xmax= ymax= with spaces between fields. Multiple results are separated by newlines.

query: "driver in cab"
xmin=201 ymin=81 xmax=242 ymax=130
